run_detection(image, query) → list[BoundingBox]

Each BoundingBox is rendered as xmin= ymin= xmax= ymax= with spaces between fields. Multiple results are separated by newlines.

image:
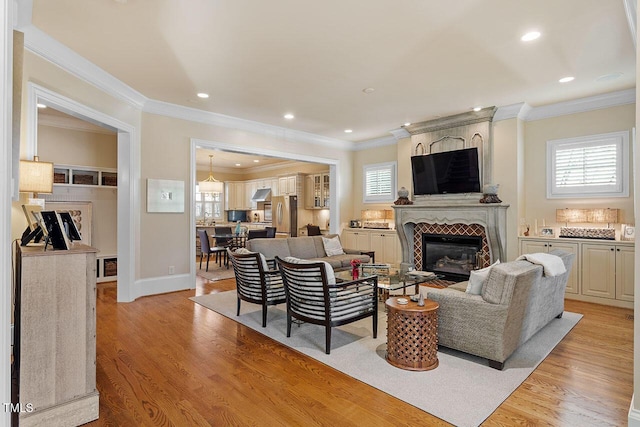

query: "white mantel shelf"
xmin=393 ymin=202 xmax=510 ymax=268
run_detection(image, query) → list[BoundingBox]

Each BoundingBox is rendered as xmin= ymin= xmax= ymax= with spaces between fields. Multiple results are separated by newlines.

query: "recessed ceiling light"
xmin=197 ymin=93 xmax=209 ymax=99
xmin=284 ymin=113 xmax=294 ymax=119
xmin=404 ymin=122 xmax=411 ymax=127
xmin=235 ymin=163 xmax=241 ymax=167
xmin=559 ymin=76 xmax=575 ymax=83
xmin=36 ymin=103 xmax=47 ymax=109
xmin=362 ymin=88 xmax=375 ymax=94
xmin=253 ymin=159 xmax=259 ymax=163
xmin=344 ymin=129 xmax=353 ymax=133
xmin=596 ymin=72 xmax=623 ymax=82
xmin=473 ymin=106 xmax=482 ymax=112
xmin=521 ymin=31 xmax=541 ymax=42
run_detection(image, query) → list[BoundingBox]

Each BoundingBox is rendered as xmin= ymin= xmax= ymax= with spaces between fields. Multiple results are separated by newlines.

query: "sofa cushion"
xmin=466 ymin=260 xmax=500 ymax=295
xmin=247 ymin=238 xmax=291 ymax=260
xmin=288 ymin=236 xmax=319 ymax=259
xmin=322 ymin=235 xmax=345 ymax=256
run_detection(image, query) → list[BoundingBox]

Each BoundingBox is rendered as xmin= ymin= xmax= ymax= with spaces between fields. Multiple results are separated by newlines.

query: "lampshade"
xmin=19 ymin=156 xmax=53 ymax=195
xmin=587 ymin=208 xmax=618 ymax=224
xmin=199 ymin=154 xmax=224 ymax=194
xmin=556 ymin=208 xmax=587 ymax=223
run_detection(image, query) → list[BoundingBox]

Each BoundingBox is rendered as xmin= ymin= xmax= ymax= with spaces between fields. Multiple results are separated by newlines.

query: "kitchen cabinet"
xmin=305 ymin=172 xmax=330 ymax=209
xmin=278 ymin=175 xmax=298 ymax=195
xmin=582 ymin=243 xmax=634 ymax=302
xmin=245 ymin=180 xmax=258 ymax=210
xmin=519 ymin=239 xmax=579 ymax=294
xmin=224 ymin=182 xmax=245 ymax=210
xmin=519 ymin=237 xmax=633 ymax=308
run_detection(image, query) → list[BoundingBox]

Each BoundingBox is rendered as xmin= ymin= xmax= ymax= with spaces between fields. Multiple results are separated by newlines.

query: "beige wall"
xmin=523 ymin=104 xmax=635 ymax=235
xmin=37 ymin=124 xmax=117 ymax=168
xmin=352 ymin=144 xmax=398 ymax=220
xmin=139 ymin=113 xmax=354 ymax=279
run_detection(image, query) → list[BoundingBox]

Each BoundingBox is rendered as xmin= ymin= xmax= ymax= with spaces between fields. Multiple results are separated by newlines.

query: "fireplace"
xmin=422 ymin=234 xmax=483 ymax=281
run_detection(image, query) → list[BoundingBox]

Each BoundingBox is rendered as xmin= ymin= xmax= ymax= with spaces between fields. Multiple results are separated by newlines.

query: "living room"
xmin=1 ymin=1 xmax=638 ymax=426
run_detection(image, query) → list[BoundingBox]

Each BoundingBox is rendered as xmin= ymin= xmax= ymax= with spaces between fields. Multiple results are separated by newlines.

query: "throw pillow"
xmin=322 ymin=235 xmax=345 ymax=257
xmin=283 ymin=256 xmax=336 ymax=285
xmin=466 ymin=259 xmax=500 ymax=295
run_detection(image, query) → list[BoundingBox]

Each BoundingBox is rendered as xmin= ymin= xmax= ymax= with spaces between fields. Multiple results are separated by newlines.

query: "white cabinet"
xmin=520 ymin=239 xmax=579 ymax=294
xmin=225 ymin=182 xmax=246 ymax=210
xmin=342 ymin=229 xmax=401 ymax=266
xmin=582 ymin=243 xmax=634 ymax=302
xmin=278 ymin=175 xmax=298 ymax=195
xmin=245 ymin=180 xmax=258 ymax=210
xmin=369 ymin=231 xmax=401 ymax=265
xmin=305 ymin=172 xmax=330 ymax=209
xmin=518 ymin=237 xmax=633 ymax=308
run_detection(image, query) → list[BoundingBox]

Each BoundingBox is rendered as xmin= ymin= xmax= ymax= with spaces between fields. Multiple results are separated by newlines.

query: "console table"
xmin=385 ymin=297 xmax=439 ymax=371
xmin=14 ymin=244 xmax=99 ymax=426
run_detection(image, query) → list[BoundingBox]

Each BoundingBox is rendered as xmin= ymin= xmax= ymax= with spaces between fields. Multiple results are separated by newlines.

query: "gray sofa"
xmin=425 ymin=249 xmax=574 ymax=369
xmin=246 ymin=235 xmax=371 ymax=272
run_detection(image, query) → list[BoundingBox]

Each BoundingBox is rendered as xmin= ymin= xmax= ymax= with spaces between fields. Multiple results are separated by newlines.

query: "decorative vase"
xmin=417 ymin=292 xmax=425 ymax=306
xmin=352 ymin=266 xmax=359 ymax=280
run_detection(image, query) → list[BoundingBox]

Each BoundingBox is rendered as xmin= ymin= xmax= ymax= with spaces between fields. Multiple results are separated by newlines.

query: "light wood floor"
xmin=87 ymin=277 xmax=633 ymax=426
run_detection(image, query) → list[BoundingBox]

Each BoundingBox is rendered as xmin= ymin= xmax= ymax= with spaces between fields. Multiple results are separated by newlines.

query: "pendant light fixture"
xmin=199 ymin=154 xmax=224 ymax=194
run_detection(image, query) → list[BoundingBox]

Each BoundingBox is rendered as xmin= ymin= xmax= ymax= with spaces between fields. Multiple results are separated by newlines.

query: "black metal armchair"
xmin=275 ymin=256 xmax=378 ymax=354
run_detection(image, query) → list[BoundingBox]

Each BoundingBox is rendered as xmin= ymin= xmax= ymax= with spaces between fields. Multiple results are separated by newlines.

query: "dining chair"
xmin=198 ymin=229 xmax=227 ymax=271
xmin=306 ymin=224 xmax=322 ymax=236
xmin=247 ymin=229 xmax=268 ymax=240
xmin=265 ymin=227 xmax=277 ymax=238
xmin=214 ymin=226 xmax=234 ymax=247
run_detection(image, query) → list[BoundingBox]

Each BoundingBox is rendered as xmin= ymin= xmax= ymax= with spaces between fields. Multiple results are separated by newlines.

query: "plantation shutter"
xmin=363 ymin=162 xmax=396 ymax=202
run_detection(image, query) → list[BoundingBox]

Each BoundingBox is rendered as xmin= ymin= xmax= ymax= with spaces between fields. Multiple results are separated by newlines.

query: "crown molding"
xmin=21 ymin=25 xmax=147 ymax=109
xmin=524 ymin=88 xmax=636 ymax=121
xmin=352 ymin=135 xmax=397 ymax=151
xmin=389 ymin=128 xmax=411 ymax=140
xmin=143 ymin=98 xmax=352 ymax=151
xmin=494 ymin=102 xmax=532 ymax=122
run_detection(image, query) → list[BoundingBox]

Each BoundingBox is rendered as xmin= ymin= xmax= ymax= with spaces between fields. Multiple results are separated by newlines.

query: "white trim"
xmin=134 ymin=274 xmax=194 ymax=300
xmin=38 ymin=113 xmax=115 ymax=135
xmin=1 ymin=2 xmax=13 ymax=426
xmin=353 ymin=135 xmax=397 ymax=151
xmin=525 ymin=89 xmax=636 ymax=122
xmin=145 ymin=99 xmax=352 ymax=151
xmin=27 ymin=83 xmax=140 ymax=302
xmin=494 ymin=102 xmax=532 ymax=122
xmin=546 ymin=130 xmax=630 ymax=199
xmin=623 ymin=0 xmax=637 ymax=48
xmin=629 ymin=394 xmax=640 ymax=427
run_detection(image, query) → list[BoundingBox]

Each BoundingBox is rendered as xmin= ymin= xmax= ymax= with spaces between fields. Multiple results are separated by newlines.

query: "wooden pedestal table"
xmin=385 ymin=297 xmax=439 ymax=371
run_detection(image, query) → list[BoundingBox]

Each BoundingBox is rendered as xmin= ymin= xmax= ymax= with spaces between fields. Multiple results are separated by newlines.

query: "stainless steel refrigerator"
xmin=272 ymin=195 xmax=298 ymax=236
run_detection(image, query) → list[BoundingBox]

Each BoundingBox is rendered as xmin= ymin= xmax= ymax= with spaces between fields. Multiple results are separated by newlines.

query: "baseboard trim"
xmin=629 ymin=395 xmax=640 ymax=426
xmin=134 ymin=273 xmax=194 ymax=300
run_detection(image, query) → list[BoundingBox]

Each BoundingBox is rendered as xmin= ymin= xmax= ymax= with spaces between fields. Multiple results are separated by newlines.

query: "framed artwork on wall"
xmin=147 ymin=179 xmax=185 ymax=213
xmin=539 ymin=227 xmax=554 ymax=237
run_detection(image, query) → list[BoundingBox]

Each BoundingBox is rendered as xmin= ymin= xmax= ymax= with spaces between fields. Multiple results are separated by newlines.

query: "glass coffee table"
xmin=335 ymin=265 xmax=441 ymax=302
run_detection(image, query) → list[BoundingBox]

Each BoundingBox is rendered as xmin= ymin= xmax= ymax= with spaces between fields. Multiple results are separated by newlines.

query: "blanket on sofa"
xmin=515 ymin=252 xmax=566 ymax=276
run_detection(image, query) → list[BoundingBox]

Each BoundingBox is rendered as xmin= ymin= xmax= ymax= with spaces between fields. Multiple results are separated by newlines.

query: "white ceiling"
xmin=29 ymin=0 xmax=635 ymax=145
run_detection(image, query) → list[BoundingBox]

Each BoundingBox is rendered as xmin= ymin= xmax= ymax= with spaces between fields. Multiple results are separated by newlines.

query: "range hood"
xmin=251 ymin=188 xmax=271 ymax=202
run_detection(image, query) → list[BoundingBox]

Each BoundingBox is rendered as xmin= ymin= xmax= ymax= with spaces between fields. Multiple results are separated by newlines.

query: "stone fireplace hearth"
xmin=393 ymin=202 xmax=509 ymax=275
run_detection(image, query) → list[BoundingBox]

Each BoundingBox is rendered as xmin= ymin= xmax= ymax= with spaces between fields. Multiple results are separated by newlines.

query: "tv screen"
xmin=411 ymin=147 xmax=481 ymax=195
xmin=227 ymin=210 xmax=248 ymax=222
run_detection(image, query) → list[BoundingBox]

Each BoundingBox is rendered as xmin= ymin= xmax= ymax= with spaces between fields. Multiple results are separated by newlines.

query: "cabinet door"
xmin=520 ymin=239 xmax=550 ymax=254
xmin=370 ymin=231 xmax=400 ymax=265
xmin=278 ymin=177 xmax=288 ymax=195
xmin=547 ymin=241 xmax=579 ymax=295
xmin=581 ymin=244 xmax=616 ymax=299
xmin=322 ymin=173 xmax=330 ymax=207
xmin=615 ymin=245 xmax=634 ymax=301
xmin=304 ymin=175 xmax=315 ymax=209
xmin=287 ymin=176 xmax=297 ymax=195
xmin=246 ymin=181 xmax=257 ymax=210
xmin=341 ymin=230 xmax=357 ymax=249
xmin=342 ymin=230 xmax=370 ymax=251
xmin=270 ymin=178 xmax=280 ymax=196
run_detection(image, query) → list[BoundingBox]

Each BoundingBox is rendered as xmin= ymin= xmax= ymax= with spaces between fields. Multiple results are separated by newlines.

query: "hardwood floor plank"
xmin=84 ymin=279 xmax=632 ymax=427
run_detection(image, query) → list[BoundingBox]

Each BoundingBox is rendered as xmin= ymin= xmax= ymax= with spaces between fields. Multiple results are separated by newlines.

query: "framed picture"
xmin=621 ymin=224 xmax=635 ymax=241
xmin=45 ymin=201 xmax=93 ymax=246
xmin=147 ymin=179 xmax=185 ymax=213
xmin=540 ymin=227 xmax=554 ymax=237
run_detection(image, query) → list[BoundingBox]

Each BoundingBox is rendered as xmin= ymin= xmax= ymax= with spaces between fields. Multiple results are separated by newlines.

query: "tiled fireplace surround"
xmin=393 ymin=202 xmax=509 ymax=272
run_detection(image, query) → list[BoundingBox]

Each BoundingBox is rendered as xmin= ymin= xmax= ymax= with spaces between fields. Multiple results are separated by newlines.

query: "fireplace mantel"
xmin=393 ymin=202 xmax=509 ymax=269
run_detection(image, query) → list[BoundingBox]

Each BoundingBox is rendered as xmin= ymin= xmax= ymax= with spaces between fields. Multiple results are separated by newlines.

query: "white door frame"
xmin=26 ymin=83 xmax=139 ymax=302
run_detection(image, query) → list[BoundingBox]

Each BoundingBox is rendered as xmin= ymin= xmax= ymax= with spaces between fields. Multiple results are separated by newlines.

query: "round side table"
xmin=385 ymin=297 xmax=439 ymax=371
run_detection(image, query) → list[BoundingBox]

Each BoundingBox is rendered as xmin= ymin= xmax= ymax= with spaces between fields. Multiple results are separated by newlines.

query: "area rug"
xmin=195 ymin=264 xmax=235 ymax=281
xmin=190 ymin=290 xmax=581 ymax=427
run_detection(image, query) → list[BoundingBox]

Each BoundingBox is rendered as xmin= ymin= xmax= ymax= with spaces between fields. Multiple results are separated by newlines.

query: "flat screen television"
xmin=227 ymin=210 xmax=248 ymax=222
xmin=411 ymin=147 xmax=481 ymax=195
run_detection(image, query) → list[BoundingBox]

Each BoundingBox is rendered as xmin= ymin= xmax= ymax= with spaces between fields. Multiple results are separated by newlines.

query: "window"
xmin=195 ymin=185 xmax=223 ymax=221
xmin=547 ymin=131 xmax=629 ymax=198
xmin=363 ymin=161 xmax=396 ymax=203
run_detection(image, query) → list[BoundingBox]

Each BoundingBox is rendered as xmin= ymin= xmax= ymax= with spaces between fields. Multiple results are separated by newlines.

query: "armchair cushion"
xmin=283 ymin=256 xmax=336 ymax=285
